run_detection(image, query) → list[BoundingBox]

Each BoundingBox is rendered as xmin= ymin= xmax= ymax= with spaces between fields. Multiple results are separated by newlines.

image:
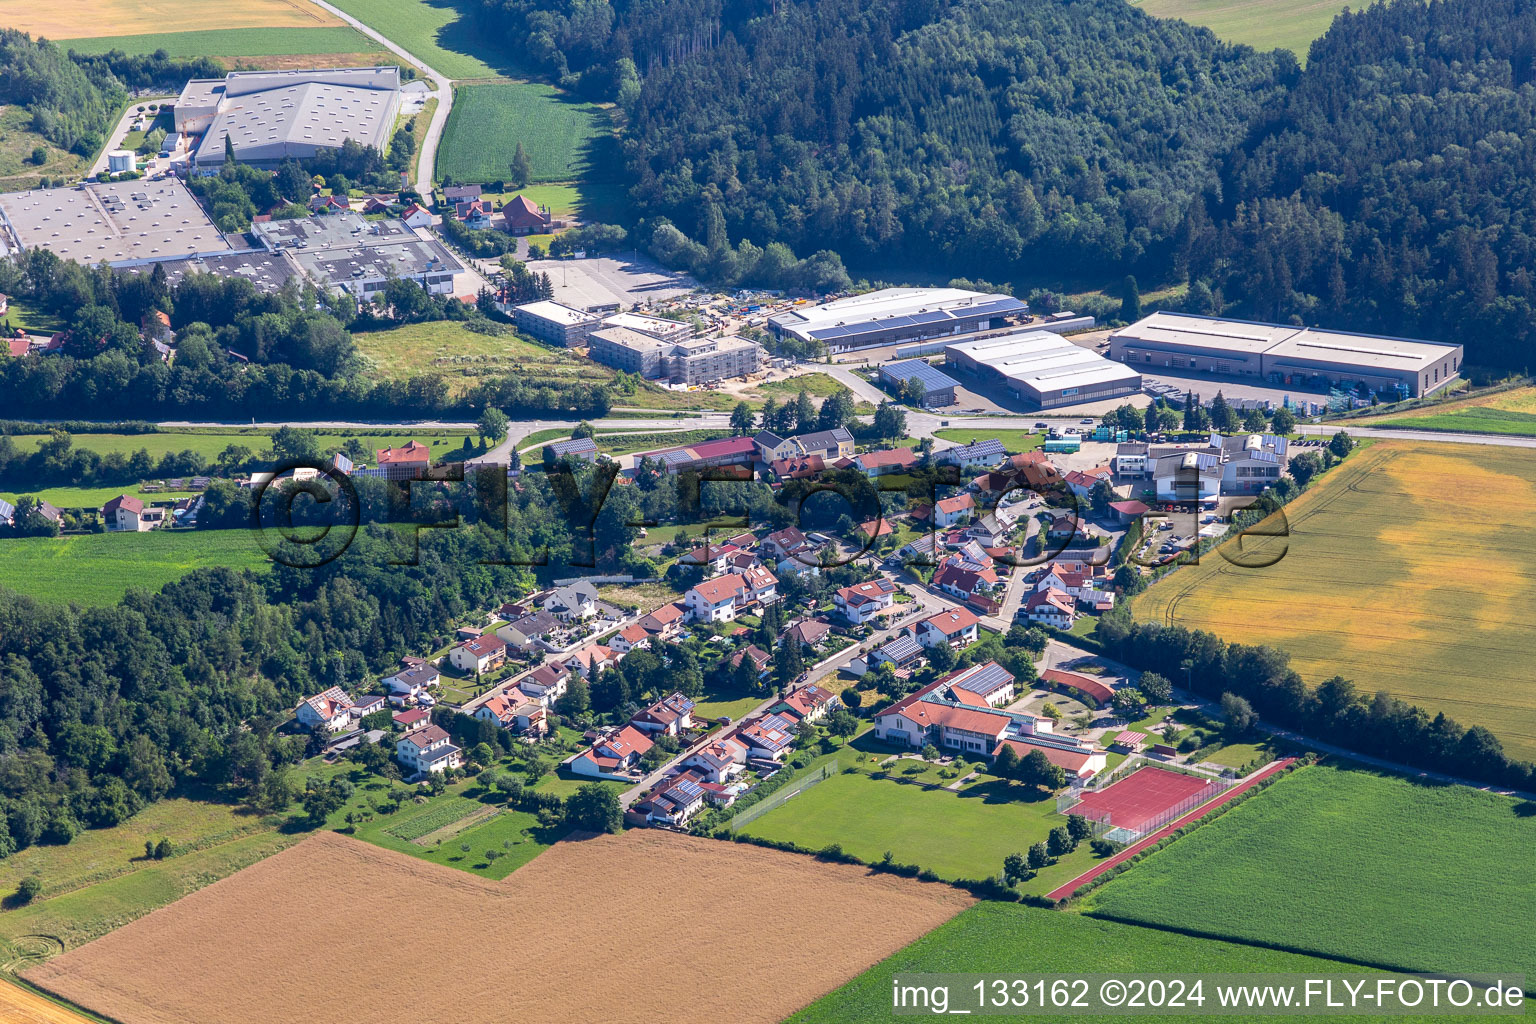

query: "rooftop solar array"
xmin=935 ymin=438 xmax=1005 ymax=465
xmin=880 ymin=358 xmax=961 ymax=391
xmin=879 ymin=634 xmax=923 ymax=661
xmin=952 ymin=661 xmax=1014 ymax=698
xmin=546 ymin=437 xmax=598 ymax=457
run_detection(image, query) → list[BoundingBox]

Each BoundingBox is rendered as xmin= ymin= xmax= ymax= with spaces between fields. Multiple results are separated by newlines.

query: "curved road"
xmin=306 ymin=0 xmax=451 ymax=189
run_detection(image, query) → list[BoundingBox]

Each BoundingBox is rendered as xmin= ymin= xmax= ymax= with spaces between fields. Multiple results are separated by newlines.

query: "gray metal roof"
xmin=950 ymin=660 xmax=1014 ymax=697
xmin=545 ymin=436 xmax=599 ymax=458
xmin=936 ymin=438 xmax=1005 ymax=466
xmin=880 ymin=358 xmax=961 ymax=392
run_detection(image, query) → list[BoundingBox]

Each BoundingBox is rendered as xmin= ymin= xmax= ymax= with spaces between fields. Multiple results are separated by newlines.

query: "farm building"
xmin=1109 ymin=311 xmax=1463 ymax=397
xmin=945 ymin=330 xmax=1142 ymax=409
xmin=178 ymin=67 xmax=401 ymax=171
xmin=251 ymin=214 xmax=463 ymax=299
xmin=879 ymin=359 xmax=960 ymax=407
xmin=514 ymin=300 xmax=601 ymax=348
xmin=769 ymin=287 xmax=1028 ymax=352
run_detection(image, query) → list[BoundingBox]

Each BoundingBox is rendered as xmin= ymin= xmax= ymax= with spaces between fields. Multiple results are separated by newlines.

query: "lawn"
xmin=1130 ymin=0 xmax=1353 ymax=59
xmin=935 ymin=427 xmax=1044 ymax=454
xmin=0 ymin=531 xmax=270 ymax=606
xmin=476 ymin=181 xmax=627 ymax=223
xmin=353 ymin=799 xmax=551 ymax=881
xmin=739 ymin=769 xmax=1099 ymax=893
xmin=0 ymin=106 xmax=88 ymax=192
xmin=351 ymin=319 xmax=613 ymax=398
xmin=1361 ymin=386 xmax=1536 ymax=437
xmin=0 ymin=295 xmax=66 ymax=335
xmin=3 ymin=428 xmax=461 ymax=464
xmin=1130 ymin=441 xmax=1536 ymax=760
xmin=791 ymin=902 xmax=1394 ymax=1023
xmin=532 ymin=770 xmax=627 ymax=800
xmin=320 ymin=0 xmax=521 ymax=79
xmin=63 ymin=26 xmax=377 ymax=57
xmin=0 ymin=485 xmax=200 ymax=509
xmin=438 ymin=82 xmax=612 ymax=185
xmin=1082 ymin=764 xmax=1536 ymax=979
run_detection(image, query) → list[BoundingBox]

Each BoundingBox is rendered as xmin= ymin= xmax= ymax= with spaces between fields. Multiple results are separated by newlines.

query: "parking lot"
xmin=524 ymin=253 xmax=699 ymax=310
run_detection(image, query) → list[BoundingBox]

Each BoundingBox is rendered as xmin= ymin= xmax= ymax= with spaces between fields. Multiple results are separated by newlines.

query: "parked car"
xmin=1080 ymin=418 xmax=1094 ymax=424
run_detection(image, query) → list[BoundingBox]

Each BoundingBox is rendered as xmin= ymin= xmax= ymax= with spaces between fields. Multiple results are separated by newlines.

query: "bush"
xmin=15 ymin=874 xmax=42 ymax=904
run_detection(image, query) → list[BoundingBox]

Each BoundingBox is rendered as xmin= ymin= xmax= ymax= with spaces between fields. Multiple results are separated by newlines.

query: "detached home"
xmin=103 ymin=494 xmax=160 ymax=532
xmin=914 ymin=607 xmax=980 ymax=649
xmin=396 ymin=725 xmax=463 ymax=775
xmin=450 ymin=633 xmax=507 ymax=675
xmin=631 ymin=693 xmax=696 ymax=736
xmin=833 ymin=578 xmax=898 ymax=625
xmin=571 ymin=725 xmax=653 ymax=777
xmin=295 ymin=686 xmax=354 ymax=732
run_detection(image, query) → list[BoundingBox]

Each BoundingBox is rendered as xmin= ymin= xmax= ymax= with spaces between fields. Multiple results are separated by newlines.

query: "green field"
xmin=1083 ymin=764 xmax=1536 ymax=979
xmin=0 ymin=531 xmax=270 ymax=605
xmin=63 ymin=26 xmax=379 ymax=57
xmin=936 ymin=428 xmax=1044 ymax=454
xmin=1362 ymin=386 xmax=1536 ymax=437
xmin=0 ymin=105 xmax=88 ymax=193
xmin=321 ymin=0 xmax=519 ymax=79
xmin=792 ymin=902 xmax=1392 ymax=1023
xmin=3 ymin=428 xmax=461 ymax=464
xmin=475 ymin=181 xmax=627 ymax=223
xmin=1131 ymin=0 xmax=1352 ymax=59
xmin=438 ymin=82 xmax=611 ymax=184
xmin=355 ymin=798 xmax=551 ymax=881
xmin=739 ymin=769 xmax=1099 ymax=893
xmin=0 ymin=485 xmax=200 ymax=509
xmin=1132 ymin=441 xmax=1536 ymax=760
xmin=753 ymin=372 xmax=850 ymax=401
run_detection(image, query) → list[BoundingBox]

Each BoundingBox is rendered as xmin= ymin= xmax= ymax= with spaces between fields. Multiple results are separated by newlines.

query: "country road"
xmin=305 ymin=0 xmax=451 ymax=189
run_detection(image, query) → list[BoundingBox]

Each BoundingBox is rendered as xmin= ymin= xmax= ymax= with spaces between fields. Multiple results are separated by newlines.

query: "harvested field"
xmin=63 ymin=26 xmax=376 ymax=57
xmin=1131 ymin=441 xmax=1536 ymax=759
xmin=0 ymin=980 xmax=96 ymax=1024
xmin=27 ymin=830 xmax=970 ymax=1024
xmin=5 ymin=0 xmax=343 ymax=39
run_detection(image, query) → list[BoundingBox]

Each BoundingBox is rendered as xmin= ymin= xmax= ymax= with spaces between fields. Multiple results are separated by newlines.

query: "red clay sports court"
xmin=1071 ymin=766 xmax=1222 ymax=834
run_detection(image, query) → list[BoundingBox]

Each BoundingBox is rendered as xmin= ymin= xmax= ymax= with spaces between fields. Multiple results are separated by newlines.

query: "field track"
xmin=1047 ymin=757 xmax=1296 ymax=901
xmin=26 ymin=830 xmax=971 ymax=1024
xmin=0 ymin=979 xmax=95 ymax=1024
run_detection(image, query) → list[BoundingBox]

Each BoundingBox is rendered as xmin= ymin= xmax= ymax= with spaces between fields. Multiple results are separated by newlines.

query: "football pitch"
xmin=1081 ymin=764 xmax=1536 ymax=979
xmin=1131 ymin=441 xmax=1536 ymax=760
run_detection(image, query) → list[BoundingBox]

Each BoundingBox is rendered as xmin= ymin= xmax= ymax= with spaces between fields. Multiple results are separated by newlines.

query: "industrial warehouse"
xmin=944 ymin=330 xmax=1142 ymax=409
xmin=1109 ymin=312 xmax=1463 ymax=398
xmin=175 ymin=67 xmax=401 ymax=172
xmin=251 ymin=213 xmax=463 ymax=299
xmin=878 ymin=359 xmax=960 ymax=407
xmin=769 ymin=287 xmax=1029 ymax=352
xmin=0 ymin=178 xmax=229 ymax=265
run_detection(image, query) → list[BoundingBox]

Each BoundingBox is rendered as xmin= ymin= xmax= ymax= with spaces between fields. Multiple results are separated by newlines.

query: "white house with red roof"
xmin=609 ymin=622 xmax=651 ymax=653
xmin=832 ymin=578 xmax=898 ymax=625
xmin=914 ymin=607 xmax=980 ymax=649
xmin=449 ymin=633 xmax=507 ymax=675
xmin=1024 ymin=588 xmax=1076 ymax=628
xmin=1035 ymin=566 xmax=1115 ymax=610
xmin=761 ymin=526 xmax=809 ymax=561
xmin=734 ymin=713 xmax=796 ymax=760
xmin=638 ymin=772 xmax=707 ymax=826
xmin=1064 ymin=465 xmax=1114 ymax=499
xmin=631 ymin=692 xmax=696 ymax=736
xmin=473 ymin=693 xmax=547 ymax=736
xmin=854 ymin=448 xmax=919 ymax=477
xmin=295 ymin=686 xmax=354 ymax=732
xmin=682 ymin=737 xmax=748 ymax=782
xmin=771 ymin=683 xmax=838 ymax=723
xmin=561 ymin=643 xmax=620 ymax=679
xmin=638 ymin=602 xmax=687 ymax=638
xmin=684 ymin=566 xmax=775 ymax=622
xmin=393 ymin=707 xmax=432 ymax=732
xmin=400 ymin=203 xmax=433 ymax=227
xmin=374 ymin=441 xmax=432 ymax=480
xmin=681 ymin=542 xmax=741 ymax=575
xmin=933 ymin=493 xmax=975 ymax=527
xmin=571 ymin=725 xmax=654 ymax=777
xmin=103 ymin=494 xmax=156 ymax=532
xmin=396 ymin=724 xmax=463 ymax=775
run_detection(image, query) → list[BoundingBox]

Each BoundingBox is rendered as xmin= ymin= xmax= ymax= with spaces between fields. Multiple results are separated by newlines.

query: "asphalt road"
xmin=306 ymin=0 xmax=451 ymax=190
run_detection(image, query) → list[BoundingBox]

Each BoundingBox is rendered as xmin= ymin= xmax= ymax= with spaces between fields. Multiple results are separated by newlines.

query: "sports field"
xmin=3 ymin=0 xmax=343 ymax=39
xmin=27 ymin=830 xmax=970 ymax=1024
xmin=1082 ymin=764 xmax=1536 ymax=979
xmin=1132 ymin=441 xmax=1536 ymax=759
xmin=0 ymin=531 xmax=269 ymax=606
xmin=1130 ymin=0 xmax=1351 ymax=58
xmin=1071 ymin=765 xmax=1221 ymax=833
xmin=792 ymin=902 xmax=1391 ymax=1022
xmin=64 ymin=26 xmax=378 ymax=58
xmin=438 ymin=82 xmax=610 ymax=184
xmin=739 ymin=769 xmax=1098 ymax=892
xmin=1361 ymin=385 xmax=1536 ymax=437
xmin=321 ymin=0 xmax=517 ymax=79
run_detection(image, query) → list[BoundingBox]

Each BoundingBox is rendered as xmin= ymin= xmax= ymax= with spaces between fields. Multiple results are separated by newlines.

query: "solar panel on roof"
xmin=955 ymin=661 xmax=1013 ymax=696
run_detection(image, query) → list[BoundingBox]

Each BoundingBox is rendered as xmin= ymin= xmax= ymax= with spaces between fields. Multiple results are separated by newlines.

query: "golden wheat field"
xmin=0 ymin=980 xmax=95 ymax=1024
xmin=5 ymin=0 xmax=342 ymax=39
xmin=26 ymin=830 xmax=972 ymax=1024
xmin=1133 ymin=441 xmax=1536 ymax=759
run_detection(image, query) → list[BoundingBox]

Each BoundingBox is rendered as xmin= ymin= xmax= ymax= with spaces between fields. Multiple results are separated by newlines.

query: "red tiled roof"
xmin=103 ymin=494 xmax=144 ymax=514
xmin=936 ymin=494 xmax=974 ymax=514
xmin=460 ymin=633 xmax=506 ymax=657
xmin=857 ymin=447 xmax=918 ymax=469
xmin=995 ymin=737 xmax=1099 ymax=773
xmin=377 ymin=441 xmax=431 ymax=465
xmin=687 ymin=436 xmax=758 ymax=460
xmin=922 ymin=607 xmax=980 ymax=634
xmin=1040 ymin=668 xmax=1114 ymax=704
xmin=691 ymin=573 xmax=748 ymax=604
xmin=836 ymin=579 xmax=896 ymax=606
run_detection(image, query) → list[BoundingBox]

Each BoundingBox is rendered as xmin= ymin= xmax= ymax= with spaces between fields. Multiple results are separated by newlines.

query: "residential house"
xmin=308 ymin=194 xmax=350 ymax=214
xmin=735 ymin=713 xmax=796 ymax=760
xmin=640 ymin=773 xmax=707 ymax=826
xmin=571 ymin=725 xmax=653 ymax=777
xmin=1023 ymin=589 xmax=1076 ymax=628
xmin=562 ymin=644 xmax=620 ymax=679
xmin=933 ymin=494 xmax=975 ymax=527
xmin=964 ymin=513 xmax=1009 ymax=548
xmin=638 ymin=602 xmax=687 ymax=639
xmin=103 ymin=494 xmax=157 ymax=532
xmin=914 ymin=607 xmax=980 ymax=649
xmin=453 ymin=199 xmax=494 ymax=227
xmin=1064 ymin=466 xmax=1114 ymax=499
xmin=1035 ymin=565 xmax=1115 ymax=611
xmin=931 ymin=558 xmax=999 ymax=601
xmin=517 ymin=662 xmax=568 ymax=706
xmin=1152 ymin=450 xmax=1223 ymax=502
xmin=682 ymin=738 xmax=748 ymax=782
xmin=785 ymin=618 xmax=832 ymax=648
xmin=349 ymin=693 xmax=386 ymax=719
xmin=728 ymin=645 xmax=771 ymax=680
xmin=375 ymin=441 xmax=432 ymax=480
xmin=832 ymin=578 xmax=898 ymax=625
xmin=767 ymin=454 xmax=825 ymax=481
xmin=1213 ymin=432 xmax=1289 ymax=495
xmin=854 ymin=448 xmax=919 ymax=477
xmin=400 ymin=203 xmax=433 ymax=228
xmin=1114 ymin=442 xmax=1150 ymax=477
xmin=772 ymin=684 xmax=837 ymax=723
xmin=793 ymin=427 xmax=855 ymax=461
xmin=868 ymin=633 xmax=925 ymax=671
xmin=474 ymin=693 xmax=547 ymax=736
xmin=497 ymin=610 xmax=561 ymax=649
xmin=449 ymin=633 xmax=507 ymax=675
xmin=501 ymin=194 xmax=553 ymax=234
xmin=396 ymin=725 xmax=463 ymax=775
xmin=631 ymin=693 xmax=696 ymax=736
xmin=393 ymin=708 xmax=432 ymax=732
xmin=295 ymin=686 xmax=354 ymax=732
xmin=681 ymin=542 xmax=740 ymax=575
xmin=609 ymin=622 xmax=651 ymax=653
xmin=685 ymin=573 xmax=749 ymax=623
xmin=752 ymin=430 xmax=798 ymax=463
xmin=539 ymin=581 xmax=599 ymax=622
xmin=443 ymin=184 xmax=482 ymax=203
xmin=381 ymin=664 xmax=440 ymax=701
xmin=858 ymin=517 xmax=894 ymax=542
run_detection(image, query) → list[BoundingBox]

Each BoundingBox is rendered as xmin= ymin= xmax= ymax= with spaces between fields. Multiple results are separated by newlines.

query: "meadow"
xmin=3 ymin=0 xmax=344 ymax=39
xmin=0 ymin=107 xmax=88 ymax=193
xmin=320 ymin=0 xmax=518 ymax=79
xmin=1362 ymin=385 xmax=1536 ymax=437
xmin=1130 ymin=0 xmax=1352 ymax=59
xmin=752 ymin=372 xmax=850 ymax=401
xmin=791 ymin=902 xmax=1393 ymax=1023
xmin=475 ymin=181 xmax=627 ymax=223
xmin=63 ymin=27 xmax=379 ymax=58
xmin=1131 ymin=441 xmax=1536 ymax=760
xmin=935 ymin=427 xmax=1045 ymax=453
xmin=1082 ymin=764 xmax=1536 ymax=979
xmin=3 ymin=428 xmax=461 ymax=464
xmin=739 ymin=768 xmax=1100 ymax=893
xmin=351 ymin=320 xmax=611 ymax=397
xmin=27 ymin=830 xmax=970 ymax=1024
xmin=0 ymin=531 xmax=270 ymax=606
xmin=438 ymin=82 xmax=611 ymax=184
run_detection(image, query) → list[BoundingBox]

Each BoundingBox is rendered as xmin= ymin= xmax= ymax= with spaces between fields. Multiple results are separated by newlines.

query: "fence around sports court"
xmin=1056 ymin=765 xmax=1235 ymax=842
xmin=727 ymin=762 xmax=838 ymax=832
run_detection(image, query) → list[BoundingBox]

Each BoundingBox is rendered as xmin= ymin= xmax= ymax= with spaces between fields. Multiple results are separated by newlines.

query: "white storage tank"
xmin=107 ymin=149 xmax=136 ymax=174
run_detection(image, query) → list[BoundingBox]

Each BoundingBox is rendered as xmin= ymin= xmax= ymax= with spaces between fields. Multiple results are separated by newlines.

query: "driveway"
xmin=89 ymin=96 xmax=176 ymax=176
